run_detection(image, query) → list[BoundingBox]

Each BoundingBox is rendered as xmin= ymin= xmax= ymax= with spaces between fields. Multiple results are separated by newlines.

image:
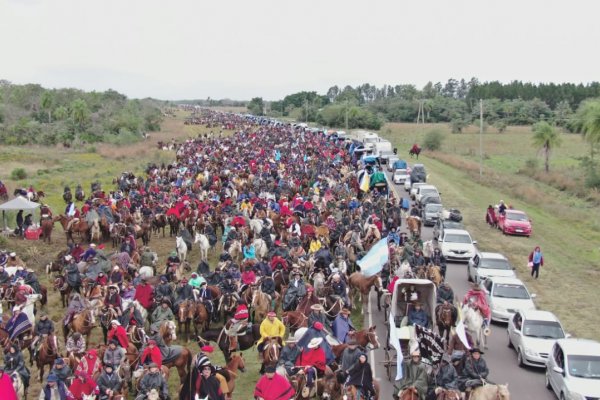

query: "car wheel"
xmin=467 ymin=267 xmax=473 ymax=282
xmin=502 ymin=228 xmax=507 ymax=235
xmin=507 ymin=333 xmax=513 ymax=349
xmin=517 ymin=349 xmax=525 ymax=368
xmin=545 ymin=370 xmax=552 ymax=390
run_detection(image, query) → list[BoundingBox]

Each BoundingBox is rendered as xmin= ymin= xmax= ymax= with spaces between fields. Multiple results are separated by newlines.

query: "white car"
xmin=415 ymin=184 xmax=440 ymax=204
xmin=439 ymin=229 xmax=477 ymax=262
xmin=410 ymin=182 xmax=429 ymax=199
xmin=387 ymin=156 xmax=400 ymax=172
xmin=480 ymin=277 xmax=537 ymax=322
xmin=508 ymin=310 xmax=567 ymax=368
xmin=546 ymin=339 xmax=600 ymax=399
xmin=467 ymin=252 xmax=516 ymax=284
xmin=393 ymin=169 xmax=409 ymax=185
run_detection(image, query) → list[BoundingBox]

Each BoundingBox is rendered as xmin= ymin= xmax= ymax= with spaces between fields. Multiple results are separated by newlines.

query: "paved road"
xmin=362 ymin=168 xmax=555 ymax=399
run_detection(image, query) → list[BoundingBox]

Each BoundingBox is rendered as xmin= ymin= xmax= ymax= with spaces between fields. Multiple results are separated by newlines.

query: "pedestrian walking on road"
xmin=528 ymin=246 xmax=544 ymax=279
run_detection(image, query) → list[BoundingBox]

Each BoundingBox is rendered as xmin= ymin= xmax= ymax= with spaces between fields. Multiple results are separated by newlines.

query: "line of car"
xmin=396 ymin=161 xmax=600 ymax=399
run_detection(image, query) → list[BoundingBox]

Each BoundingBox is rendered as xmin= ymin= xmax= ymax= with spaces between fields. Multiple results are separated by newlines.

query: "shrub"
xmin=11 ymin=168 xmax=27 ymax=180
xmin=423 ymin=129 xmax=444 ymax=151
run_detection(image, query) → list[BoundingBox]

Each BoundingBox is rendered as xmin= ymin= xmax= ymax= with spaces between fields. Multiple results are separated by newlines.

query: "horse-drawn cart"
xmin=382 ymin=278 xmax=437 ymax=381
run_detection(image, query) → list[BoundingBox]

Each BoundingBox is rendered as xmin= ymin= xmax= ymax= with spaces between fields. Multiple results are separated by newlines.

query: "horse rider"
xmin=104 ymin=285 xmax=123 ymax=319
xmin=154 ymin=276 xmax=174 ymax=306
xmin=32 ymin=313 xmax=54 ymax=358
xmin=140 ymin=339 xmax=163 ymax=368
xmin=65 ymin=201 xmax=81 ymax=232
xmin=332 ymin=308 xmax=355 ymax=344
xmin=430 ymin=247 xmax=447 ymax=278
xmin=108 ymin=320 xmax=129 ymax=350
xmin=120 ymin=298 xmax=145 ymax=329
xmin=41 ymin=373 xmax=72 ymax=400
xmin=69 ymin=370 xmax=100 ymax=400
xmin=40 ymin=203 xmax=53 ymax=219
xmin=134 ymin=277 xmax=154 ymax=312
xmin=276 ymin=336 xmax=302 ymax=377
xmin=340 ymin=339 xmax=363 ymax=375
xmin=96 ymin=363 xmax=123 ymax=400
xmin=76 ymin=349 xmax=102 ymax=378
xmin=348 ymin=225 xmax=364 ymax=253
xmin=282 ymin=270 xmax=307 ymax=311
xmin=255 ymin=364 xmax=296 ymax=400
xmin=437 ymin=282 xmax=454 ymax=305
xmin=346 ymin=353 xmax=376 ymax=400
xmin=66 ymin=332 xmax=86 ymax=359
xmin=4 ymin=343 xmax=30 ymax=391
xmin=307 ymin=304 xmax=330 ymax=333
xmin=166 ymin=251 xmax=181 ymax=281
xmin=330 ymin=273 xmax=350 ymax=308
xmin=227 ymin=299 xmax=250 ymax=352
xmin=260 ymin=274 xmax=277 ymax=309
xmin=140 ymin=246 xmax=157 ymax=270
xmin=459 ymin=348 xmax=490 ymax=398
xmin=295 ymin=337 xmax=326 ymax=398
xmin=197 ymin=281 xmax=215 ymax=322
xmin=65 ymin=255 xmax=82 ymax=294
xmin=394 ymin=349 xmax=428 ymax=400
xmin=103 ymin=340 xmax=126 ymax=371
xmin=151 ymin=299 xmax=174 ymax=333
xmin=428 ymin=353 xmax=458 ymax=400
xmin=7 ymin=251 xmax=25 ymax=268
xmin=257 ymin=311 xmax=286 ymax=358
xmin=174 ymin=278 xmax=194 ymax=310
xmin=138 ymin=363 xmax=169 ymax=400
xmin=5 ymin=305 xmax=32 ymax=343
xmin=463 ymin=282 xmax=491 ymax=327
xmin=81 ymin=243 xmax=97 ymax=262
xmin=409 ymin=249 xmax=426 ymax=269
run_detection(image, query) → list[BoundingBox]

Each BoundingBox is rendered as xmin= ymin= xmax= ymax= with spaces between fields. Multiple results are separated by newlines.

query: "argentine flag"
xmin=357 ymin=238 xmax=389 ymax=277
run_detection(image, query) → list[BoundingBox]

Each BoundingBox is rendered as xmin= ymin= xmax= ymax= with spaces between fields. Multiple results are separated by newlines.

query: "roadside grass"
xmin=0 ymin=113 xmax=267 ymax=399
xmin=379 ymin=124 xmax=600 ymax=340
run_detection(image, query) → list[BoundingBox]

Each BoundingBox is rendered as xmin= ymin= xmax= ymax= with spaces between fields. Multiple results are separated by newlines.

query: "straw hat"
xmin=307 ymin=337 xmax=323 ymax=349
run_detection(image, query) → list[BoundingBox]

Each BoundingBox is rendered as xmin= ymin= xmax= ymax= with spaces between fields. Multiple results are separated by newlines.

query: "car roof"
xmin=479 ymin=252 xmax=507 ymax=260
xmin=487 ymin=276 xmax=526 ymax=285
xmin=418 ymin=184 xmax=437 ymax=190
xmin=520 ymin=310 xmax=560 ymax=322
xmin=443 ymin=229 xmax=471 ymax=235
xmin=556 ymin=338 xmax=600 ymax=355
xmin=505 ymin=209 xmax=526 ymax=215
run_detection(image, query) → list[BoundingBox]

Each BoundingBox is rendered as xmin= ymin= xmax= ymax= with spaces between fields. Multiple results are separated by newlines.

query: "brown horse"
xmin=331 ymin=326 xmax=380 ymax=359
xmin=282 ymin=311 xmax=308 ymax=333
xmin=436 ymin=303 xmax=457 ymax=342
xmin=436 ymin=388 xmax=462 ymax=400
xmin=406 ymin=216 xmax=422 ymax=237
xmin=63 ymin=307 xmax=97 ymax=341
xmin=53 ymin=275 xmax=72 ymax=308
xmin=399 ymin=386 xmax=420 ymax=400
xmin=224 ymin=353 xmax=246 ymax=398
xmin=348 ymin=272 xmax=383 ymax=309
xmin=261 ymin=336 xmax=282 ymax=370
xmin=178 ymin=300 xmax=195 ymax=342
xmin=163 ymin=345 xmax=192 ymax=384
xmin=56 ymin=214 xmax=90 ymax=242
xmin=344 ymin=380 xmax=380 ymax=400
xmin=36 ymin=334 xmax=59 ymax=381
xmin=41 ymin=217 xmax=54 ymax=243
xmin=427 ymin=265 xmax=443 ymax=287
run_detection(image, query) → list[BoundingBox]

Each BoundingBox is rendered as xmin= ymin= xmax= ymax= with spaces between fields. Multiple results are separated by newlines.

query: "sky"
xmin=1 ymin=0 xmax=599 ymax=101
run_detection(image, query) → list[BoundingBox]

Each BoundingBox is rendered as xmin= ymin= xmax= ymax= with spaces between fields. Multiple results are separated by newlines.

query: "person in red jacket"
xmin=134 ymin=277 xmax=153 ymax=310
xmin=228 ymin=300 xmax=249 ymax=352
xmin=254 ymin=365 xmax=296 ymax=400
xmin=69 ymin=371 xmax=99 ymax=400
xmin=295 ymin=337 xmax=326 ymax=397
xmin=76 ymin=349 xmax=101 ymax=377
xmin=107 ymin=320 xmax=129 ymax=349
xmin=140 ymin=339 xmax=162 ymax=367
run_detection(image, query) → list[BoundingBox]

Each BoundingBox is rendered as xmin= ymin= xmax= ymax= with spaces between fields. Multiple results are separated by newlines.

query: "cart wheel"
xmin=384 ymin=349 xmax=392 ymax=381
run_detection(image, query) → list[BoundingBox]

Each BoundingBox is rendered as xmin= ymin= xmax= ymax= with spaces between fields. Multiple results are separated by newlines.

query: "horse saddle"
xmin=160 ymin=345 xmax=183 ymax=364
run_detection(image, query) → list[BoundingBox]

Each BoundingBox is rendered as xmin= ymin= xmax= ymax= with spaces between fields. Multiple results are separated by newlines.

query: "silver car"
xmin=546 ymin=339 xmax=600 ymax=399
xmin=467 ymin=252 xmax=516 ymax=284
xmin=508 ymin=310 xmax=567 ymax=368
xmin=481 ymin=277 xmax=537 ymax=322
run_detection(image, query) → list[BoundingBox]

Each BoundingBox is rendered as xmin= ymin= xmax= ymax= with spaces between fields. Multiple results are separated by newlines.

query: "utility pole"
xmin=479 ymin=99 xmax=483 ymax=179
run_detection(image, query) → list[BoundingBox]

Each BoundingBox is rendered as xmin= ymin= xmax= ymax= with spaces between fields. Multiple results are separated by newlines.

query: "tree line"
xmin=0 ymin=80 xmax=165 ymax=146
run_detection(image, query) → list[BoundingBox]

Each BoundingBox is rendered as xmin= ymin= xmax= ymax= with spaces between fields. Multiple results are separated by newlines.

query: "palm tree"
xmin=70 ymin=98 xmax=90 ymax=131
xmin=577 ymin=100 xmax=600 ymax=162
xmin=40 ymin=91 xmax=53 ymax=123
xmin=532 ymin=121 xmax=562 ymax=172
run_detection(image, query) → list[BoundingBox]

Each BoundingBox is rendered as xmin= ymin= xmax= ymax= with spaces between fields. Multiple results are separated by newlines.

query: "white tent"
xmin=0 ymin=196 xmax=40 ymax=230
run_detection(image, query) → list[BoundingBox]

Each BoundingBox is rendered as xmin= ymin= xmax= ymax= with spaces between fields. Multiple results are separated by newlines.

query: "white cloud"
xmin=1 ymin=0 xmax=598 ymax=100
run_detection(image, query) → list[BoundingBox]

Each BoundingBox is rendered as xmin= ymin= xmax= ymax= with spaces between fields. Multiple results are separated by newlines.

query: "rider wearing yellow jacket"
xmin=257 ymin=311 xmax=286 ymax=352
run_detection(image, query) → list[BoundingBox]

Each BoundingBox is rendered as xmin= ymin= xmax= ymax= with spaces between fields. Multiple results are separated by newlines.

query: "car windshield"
xmin=444 ymin=234 xmax=471 ymax=244
xmin=443 ymin=221 xmax=464 ymax=230
xmin=421 ymin=188 xmax=437 ymax=196
xmin=493 ymin=284 xmax=530 ymax=299
xmin=426 ymin=204 xmax=443 ymax=212
xmin=506 ymin=212 xmax=528 ymax=221
xmin=394 ymin=169 xmax=407 ymax=176
xmin=522 ymin=320 xmax=564 ymax=339
xmin=567 ymin=355 xmax=600 ymax=379
xmin=480 ymin=258 xmax=511 ymax=270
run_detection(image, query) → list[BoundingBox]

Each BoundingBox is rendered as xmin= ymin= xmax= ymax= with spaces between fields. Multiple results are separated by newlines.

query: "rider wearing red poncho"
xmin=463 ymin=283 xmax=491 ymax=322
xmin=254 ymin=365 xmax=296 ymax=400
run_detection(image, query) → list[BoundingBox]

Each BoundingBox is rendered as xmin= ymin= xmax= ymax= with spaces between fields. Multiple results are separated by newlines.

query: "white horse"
xmin=90 ymin=219 xmax=101 ymax=242
xmin=194 ymin=232 xmax=210 ymax=261
xmin=253 ymin=238 xmax=268 ymax=259
xmin=10 ymin=372 xmax=24 ymax=399
xmin=249 ymin=219 xmax=263 ymax=236
xmin=462 ymin=304 xmax=487 ymax=349
xmin=23 ymin=293 xmax=42 ymax=326
xmin=139 ymin=266 xmax=154 ymax=278
xmin=175 ymin=236 xmax=187 ymax=263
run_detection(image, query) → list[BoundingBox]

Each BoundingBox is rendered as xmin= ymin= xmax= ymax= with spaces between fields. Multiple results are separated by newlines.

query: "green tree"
xmin=532 ymin=121 xmax=562 ymax=172
xmin=247 ymin=97 xmax=265 ymax=116
xmin=40 ymin=91 xmax=54 ymax=122
xmin=576 ymin=100 xmax=600 ymax=161
xmin=54 ymin=106 xmax=69 ymax=121
xmin=423 ymin=129 xmax=444 ymax=150
xmin=70 ymin=98 xmax=90 ymax=131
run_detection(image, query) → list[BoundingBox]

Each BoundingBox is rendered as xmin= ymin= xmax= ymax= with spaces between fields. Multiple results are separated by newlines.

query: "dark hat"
xmin=470 ymin=348 xmax=484 ymax=355
xmin=54 ymin=358 xmax=65 ymax=365
xmin=104 ymin=363 xmax=114 ymax=369
xmin=47 ymin=374 xmax=59 ymax=382
xmin=109 ymin=339 xmax=119 ymax=346
xmin=265 ymin=365 xmax=276 ymax=373
xmin=160 ymin=276 xmax=167 ymax=282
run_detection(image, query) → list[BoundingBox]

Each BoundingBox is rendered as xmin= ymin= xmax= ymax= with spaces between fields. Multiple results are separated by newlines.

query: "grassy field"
xmin=379 ymin=122 xmax=600 ymax=340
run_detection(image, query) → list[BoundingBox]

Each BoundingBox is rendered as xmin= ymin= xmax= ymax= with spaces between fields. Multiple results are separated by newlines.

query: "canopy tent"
xmin=0 ymin=196 xmax=40 ymax=230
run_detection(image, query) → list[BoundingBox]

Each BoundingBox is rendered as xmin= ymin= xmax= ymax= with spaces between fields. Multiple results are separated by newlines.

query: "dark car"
xmin=419 ymin=194 xmax=442 ymax=207
xmin=433 ymin=218 xmax=465 ymax=240
xmin=410 ymin=164 xmax=427 ymax=183
xmin=422 ymin=203 xmax=443 ymax=226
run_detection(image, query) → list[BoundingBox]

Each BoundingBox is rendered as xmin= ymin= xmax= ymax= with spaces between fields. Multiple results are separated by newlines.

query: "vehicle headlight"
xmin=524 ymin=348 xmax=538 ymax=357
xmin=567 ymin=392 xmax=586 ymax=400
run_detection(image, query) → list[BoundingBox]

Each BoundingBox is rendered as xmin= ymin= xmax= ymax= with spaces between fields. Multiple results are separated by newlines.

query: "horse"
xmin=64 ymin=307 xmax=97 ymax=341
xmin=348 ymin=272 xmax=383 ymax=310
xmin=41 ymin=217 xmax=55 ymax=244
xmin=406 ymin=216 xmax=422 ymax=237
xmin=55 ymin=214 xmax=90 ymax=242
xmin=176 ymin=235 xmax=188 ymax=263
xmin=162 ymin=345 xmax=193 ymax=384
xmin=398 ymin=386 xmax=420 ymax=400
xmin=471 ymin=383 xmax=510 ymax=400
xmin=229 ymin=240 xmax=243 ymax=262
xmin=159 ymin=320 xmax=178 ymax=345
xmin=435 ymin=388 xmax=462 ymax=400
xmin=197 ymin=324 xmax=261 ymax=362
xmin=435 ymin=303 xmax=457 ymax=342
xmin=224 ymin=353 xmax=246 ymax=398
xmin=22 ymin=293 xmax=42 ymax=326
xmin=250 ymin=287 xmax=269 ymax=323
xmin=152 ymin=214 xmax=167 ymax=237
xmin=426 ymin=265 xmax=443 ymax=287
xmin=409 ymin=146 xmax=421 ymax=159
xmin=10 ymin=372 xmax=25 ymax=399
xmin=331 ymin=326 xmax=380 ymax=359
xmin=281 ymin=311 xmax=308 ymax=333
xmin=261 ymin=336 xmax=282 ymax=370
xmin=462 ymin=305 xmax=487 ymax=349
xmin=343 ymin=380 xmax=380 ymax=400
xmin=194 ymin=232 xmax=210 ymax=261
xmin=35 ymin=333 xmax=59 ymax=381
xmin=53 ymin=275 xmax=72 ymax=308
xmin=99 ymin=307 xmax=119 ymax=344
xmin=218 ymin=292 xmax=237 ymax=323
xmin=90 ymin=219 xmax=101 ymax=243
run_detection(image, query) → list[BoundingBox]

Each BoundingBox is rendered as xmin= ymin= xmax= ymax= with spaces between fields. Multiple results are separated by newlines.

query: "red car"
xmin=498 ymin=210 xmax=532 ymax=237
